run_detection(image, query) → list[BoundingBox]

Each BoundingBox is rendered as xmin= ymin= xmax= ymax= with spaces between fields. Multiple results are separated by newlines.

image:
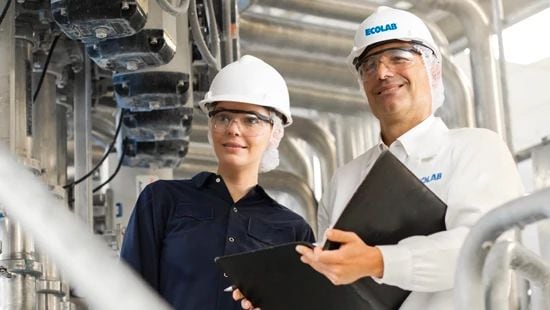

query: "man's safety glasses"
xmin=208 ymin=109 xmax=273 ymax=137
xmin=356 ymin=47 xmax=422 ymax=81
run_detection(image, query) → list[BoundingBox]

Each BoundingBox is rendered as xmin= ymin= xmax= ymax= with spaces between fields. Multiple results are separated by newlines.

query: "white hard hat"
xmin=347 ymin=6 xmax=440 ymax=73
xmin=199 ymin=55 xmax=292 ymax=126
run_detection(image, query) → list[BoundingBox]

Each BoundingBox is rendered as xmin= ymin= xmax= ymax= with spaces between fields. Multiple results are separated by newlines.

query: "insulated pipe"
xmin=423 ymin=20 xmax=475 ymax=128
xmin=247 ymin=0 xmax=376 ymax=22
xmin=286 ymin=116 xmax=336 ymax=193
xmin=239 ymin=12 xmax=352 ymax=57
xmin=278 ymin=137 xmax=314 ymax=189
xmin=259 ymin=170 xmax=317 ymax=234
xmin=241 ymin=42 xmax=356 ymax=89
xmin=455 ymin=188 xmax=550 ymax=310
xmin=0 ymin=146 xmax=171 ymax=310
xmin=416 ymin=0 xmax=507 ymax=141
xmin=483 ymin=241 xmax=550 ymax=310
xmin=286 ymin=80 xmax=366 ymax=114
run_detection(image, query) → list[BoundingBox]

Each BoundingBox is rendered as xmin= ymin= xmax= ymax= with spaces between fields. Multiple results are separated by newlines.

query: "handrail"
xmin=455 ymin=188 xmax=550 ymax=309
xmin=483 ymin=241 xmax=550 ymax=310
xmin=0 ymin=146 xmax=171 ymax=310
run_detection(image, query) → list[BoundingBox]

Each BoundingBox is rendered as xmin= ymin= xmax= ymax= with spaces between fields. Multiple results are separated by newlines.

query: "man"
xmin=236 ymin=6 xmax=523 ymax=309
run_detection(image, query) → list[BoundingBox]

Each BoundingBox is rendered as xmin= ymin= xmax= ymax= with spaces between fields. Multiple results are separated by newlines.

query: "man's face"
xmin=359 ymin=41 xmax=433 ymax=127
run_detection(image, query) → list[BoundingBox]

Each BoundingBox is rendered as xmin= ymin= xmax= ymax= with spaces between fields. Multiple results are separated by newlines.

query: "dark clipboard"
xmin=215 ymin=151 xmax=447 ymax=310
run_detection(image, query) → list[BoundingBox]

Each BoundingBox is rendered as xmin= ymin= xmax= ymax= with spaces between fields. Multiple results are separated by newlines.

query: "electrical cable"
xmin=0 ymin=0 xmax=12 ymax=27
xmin=92 ymin=150 xmax=125 ymax=193
xmin=63 ymin=109 xmax=125 ymax=189
xmin=189 ymin=0 xmax=220 ymax=71
xmin=156 ymin=0 xmax=190 ymax=16
xmin=33 ymin=34 xmax=61 ymax=103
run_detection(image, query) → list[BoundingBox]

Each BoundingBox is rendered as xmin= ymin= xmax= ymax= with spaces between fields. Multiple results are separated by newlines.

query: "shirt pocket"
xmin=246 ymin=217 xmax=296 ymax=246
xmin=172 ymin=203 xmax=214 ymax=233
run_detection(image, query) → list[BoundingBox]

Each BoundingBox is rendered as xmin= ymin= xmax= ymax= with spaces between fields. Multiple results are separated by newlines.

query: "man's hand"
xmin=295 ymin=229 xmax=384 ymax=285
xmin=232 ymin=288 xmax=261 ymax=310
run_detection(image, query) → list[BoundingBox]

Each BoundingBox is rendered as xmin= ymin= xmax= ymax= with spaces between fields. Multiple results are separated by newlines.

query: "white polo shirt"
xmin=317 ymin=116 xmax=524 ymax=309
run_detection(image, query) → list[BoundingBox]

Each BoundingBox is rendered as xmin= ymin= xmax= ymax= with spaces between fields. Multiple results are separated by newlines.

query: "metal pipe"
xmin=240 ymin=41 xmax=356 ymax=89
xmin=247 ymin=0 xmax=376 ymax=22
xmin=417 ymin=0 xmax=507 ymax=140
xmin=423 ymin=20 xmax=475 ymax=128
xmin=239 ymin=12 xmax=352 ymax=57
xmin=483 ymin=241 xmax=550 ymax=310
xmin=221 ymin=0 xmax=236 ymax=66
xmin=455 ymin=188 xmax=550 ymax=310
xmin=491 ymin=0 xmax=514 ymax=152
xmin=259 ymin=170 xmax=317 ymax=234
xmin=14 ymin=34 xmax=33 ymax=158
xmin=286 ymin=116 xmax=336 ymax=192
xmin=73 ymin=53 xmax=93 ymax=231
xmin=279 ymin=137 xmax=314 ymax=189
xmin=0 ymin=146 xmax=171 ymax=310
xmin=0 ymin=0 xmax=15 ymax=149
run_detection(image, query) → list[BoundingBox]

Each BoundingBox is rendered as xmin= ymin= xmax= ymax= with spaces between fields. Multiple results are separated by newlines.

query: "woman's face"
xmin=209 ymin=101 xmax=273 ymax=172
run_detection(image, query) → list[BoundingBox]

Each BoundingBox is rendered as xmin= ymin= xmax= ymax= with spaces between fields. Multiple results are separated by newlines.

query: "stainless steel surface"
xmin=455 ymin=188 xmax=550 ymax=310
xmin=417 ymin=0 xmax=507 ymax=139
xmin=532 ymin=142 xmax=550 ymax=261
xmin=14 ymin=36 xmax=33 ymax=158
xmin=483 ymin=241 xmax=550 ymax=310
xmin=73 ymin=54 xmax=93 ymax=230
xmin=286 ymin=116 xmax=336 ymax=192
xmin=259 ymin=170 xmax=317 ymax=234
xmin=0 ymin=2 xmax=15 ymax=149
xmin=0 ymin=146 xmax=171 ymax=310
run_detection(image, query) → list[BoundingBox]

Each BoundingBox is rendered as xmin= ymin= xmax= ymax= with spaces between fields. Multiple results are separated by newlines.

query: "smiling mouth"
xmin=223 ymin=143 xmax=247 ymax=149
xmin=377 ymin=84 xmax=404 ymax=95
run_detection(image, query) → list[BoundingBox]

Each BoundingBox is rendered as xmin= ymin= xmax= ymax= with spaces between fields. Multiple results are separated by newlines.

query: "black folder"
xmin=215 ymin=151 xmax=447 ymax=310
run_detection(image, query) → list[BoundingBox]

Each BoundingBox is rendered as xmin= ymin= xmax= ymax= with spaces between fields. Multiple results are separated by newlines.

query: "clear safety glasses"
xmin=357 ymin=47 xmax=422 ymax=81
xmin=208 ymin=109 xmax=273 ymax=137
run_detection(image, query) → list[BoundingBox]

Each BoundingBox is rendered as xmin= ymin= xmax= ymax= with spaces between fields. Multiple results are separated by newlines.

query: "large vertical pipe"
xmin=417 ymin=0 xmax=507 ymax=141
xmin=73 ymin=53 xmax=93 ymax=231
xmin=0 ymin=0 xmax=15 ymax=150
xmin=0 ymin=16 xmax=39 ymax=310
xmin=33 ymin=72 xmax=67 ymax=310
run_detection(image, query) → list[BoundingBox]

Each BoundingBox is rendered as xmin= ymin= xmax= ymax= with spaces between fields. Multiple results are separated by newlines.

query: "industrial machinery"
xmin=1 ymin=0 xmax=550 ymax=309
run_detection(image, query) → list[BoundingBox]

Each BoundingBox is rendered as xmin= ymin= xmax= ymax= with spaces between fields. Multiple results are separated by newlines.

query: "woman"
xmin=120 ymin=55 xmax=315 ymax=310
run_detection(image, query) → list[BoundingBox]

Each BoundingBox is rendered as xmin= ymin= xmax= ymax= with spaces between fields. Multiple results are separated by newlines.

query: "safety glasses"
xmin=208 ymin=108 xmax=273 ymax=137
xmin=357 ymin=47 xmax=422 ymax=81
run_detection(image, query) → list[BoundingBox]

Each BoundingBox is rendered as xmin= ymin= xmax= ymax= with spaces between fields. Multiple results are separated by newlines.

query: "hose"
xmin=156 ymin=0 xmax=190 ymax=16
xmin=189 ymin=0 xmax=221 ymax=71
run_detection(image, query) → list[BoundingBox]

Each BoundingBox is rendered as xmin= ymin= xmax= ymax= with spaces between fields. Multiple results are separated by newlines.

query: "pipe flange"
xmin=1 ymin=258 xmax=43 ymax=278
xmin=36 ymin=279 xmax=67 ymax=296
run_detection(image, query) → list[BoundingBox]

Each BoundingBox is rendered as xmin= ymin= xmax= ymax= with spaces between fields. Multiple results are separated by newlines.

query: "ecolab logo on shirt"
xmin=421 ymin=172 xmax=443 ymax=184
xmin=365 ymin=23 xmax=398 ymax=37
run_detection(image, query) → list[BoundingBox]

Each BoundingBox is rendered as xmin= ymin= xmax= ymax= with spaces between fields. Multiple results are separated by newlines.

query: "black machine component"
xmin=51 ymin=0 xmax=148 ymax=43
xmin=122 ymin=107 xmax=193 ymax=141
xmin=86 ymin=29 xmax=176 ymax=72
xmin=113 ymin=71 xmax=190 ymax=111
xmin=123 ymin=138 xmax=189 ymax=168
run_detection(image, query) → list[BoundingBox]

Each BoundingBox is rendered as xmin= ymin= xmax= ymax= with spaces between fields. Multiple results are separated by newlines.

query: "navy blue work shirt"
xmin=120 ymin=172 xmax=315 ymax=310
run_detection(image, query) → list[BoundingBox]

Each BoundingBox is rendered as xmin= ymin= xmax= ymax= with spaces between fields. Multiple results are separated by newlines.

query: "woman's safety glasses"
xmin=357 ymin=47 xmax=422 ymax=81
xmin=208 ymin=109 xmax=273 ymax=137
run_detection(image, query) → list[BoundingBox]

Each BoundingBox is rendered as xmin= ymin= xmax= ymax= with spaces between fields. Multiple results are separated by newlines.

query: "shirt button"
xmin=215 ymin=177 xmax=221 ymax=183
xmin=233 ymin=207 xmax=238 ymax=213
xmin=223 ymin=273 xmax=228 ymax=278
xmin=228 ymin=237 xmax=235 ymax=242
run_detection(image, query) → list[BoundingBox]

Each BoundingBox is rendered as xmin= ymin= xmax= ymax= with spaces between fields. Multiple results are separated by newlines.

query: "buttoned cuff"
xmin=372 ymin=245 xmax=412 ymax=287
